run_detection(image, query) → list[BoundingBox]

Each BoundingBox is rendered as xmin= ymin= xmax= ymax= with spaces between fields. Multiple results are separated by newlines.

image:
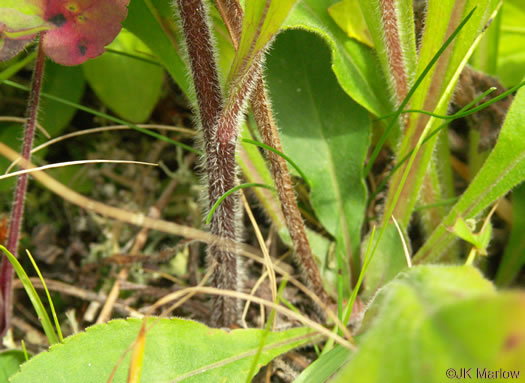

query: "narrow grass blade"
xmin=25 ymin=250 xmax=63 ymax=343
xmin=1 ymin=80 xmax=200 ymax=155
xmin=0 ymin=246 xmax=58 ymax=345
xmin=242 ymin=138 xmax=311 ymax=185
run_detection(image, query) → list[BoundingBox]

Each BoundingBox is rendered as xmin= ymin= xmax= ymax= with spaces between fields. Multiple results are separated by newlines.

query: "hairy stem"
xmin=215 ymin=0 xmax=330 ymax=306
xmin=177 ymin=0 xmax=263 ymax=326
xmin=0 ymin=36 xmax=46 ymax=336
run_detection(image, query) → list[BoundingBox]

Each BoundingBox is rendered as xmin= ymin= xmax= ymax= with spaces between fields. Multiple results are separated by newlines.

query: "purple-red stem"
xmin=0 ymin=35 xmax=46 ymax=335
xmin=177 ymin=0 xmax=244 ymax=327
xmin=214 ymin=0 xmax=331 ymax=306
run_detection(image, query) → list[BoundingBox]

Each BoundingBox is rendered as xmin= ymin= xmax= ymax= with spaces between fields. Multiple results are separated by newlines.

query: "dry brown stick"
xmin=214 ymin=0 xmax=330 ymax=305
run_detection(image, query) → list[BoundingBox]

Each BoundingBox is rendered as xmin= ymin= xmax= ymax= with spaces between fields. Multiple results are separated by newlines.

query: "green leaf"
xmin=332 ymin=266 xmax=523 ymax=383
xmin=38 ymin=61 xmax=86 ymax=138
xmin=266 ymin=30 xmax=370 ymax=294
xmin=0 ymin=1 xmax=44 ymax=30
xmin=496 ymin=182 xmax=525 ymax=286
xmin=284 ymin=0 xmax=393 ymax=117
xmin=82 ymin=29 xmax=164 ymax=123
xmin=0 ymin=350 xmax=27 ymax=382
xmin=228 ymin=0 xmax=298 ymax=85
xmin=497 ymin=0 xmax=525 ymax=86
xmin=412 ymin=293 xmax=525 ymax=379
xmin=415 ymin=82 xmax=525 ymax=263
xmin=328 ymin=0 xmax=373 ymax=47
xmin=123 ymin=0 xmax=191 ymax=97
xmin=10 ymin=317 xmax=316 ymax=383
xmin=294 ymin=345 xmax=352 ymax=383
xmin=362 ymin=222 xmax=407 ymax=298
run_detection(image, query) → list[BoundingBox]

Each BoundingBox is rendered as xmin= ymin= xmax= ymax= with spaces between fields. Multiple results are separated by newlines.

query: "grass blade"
xmin=0 ymin=246 xmax=59 ymax=345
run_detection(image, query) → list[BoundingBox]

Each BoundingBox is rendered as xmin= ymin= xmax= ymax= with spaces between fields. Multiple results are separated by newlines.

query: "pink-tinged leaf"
xmin=0 ymin=1 xmax=49 ymax=61
xmin=42 ymin=0 xmax=129 ymax=66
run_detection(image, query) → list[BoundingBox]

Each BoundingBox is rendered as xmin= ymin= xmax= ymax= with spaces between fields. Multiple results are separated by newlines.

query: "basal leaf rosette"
xmin=43 ymin=0 xmax=129 ymax=65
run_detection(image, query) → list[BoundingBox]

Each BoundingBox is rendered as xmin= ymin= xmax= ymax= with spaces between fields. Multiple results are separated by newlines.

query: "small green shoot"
xmin=451 ymin=201 xmax=499 ymax=265
xmin=22 ymin=340 xmax=29 ymax=361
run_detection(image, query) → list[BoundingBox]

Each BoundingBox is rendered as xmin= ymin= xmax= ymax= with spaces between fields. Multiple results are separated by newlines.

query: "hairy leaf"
xmin=358 ymin=0 xmax=417 ymax=105
xmin=331 ymin=266 xmax=525 ymax=383
xmin=10 ymin=317 xmax=316 ymax=383
xmin=228 ymin=0 xmax=298 ymax=86
xmin=383 ymin=0 xmax=500 ymax=226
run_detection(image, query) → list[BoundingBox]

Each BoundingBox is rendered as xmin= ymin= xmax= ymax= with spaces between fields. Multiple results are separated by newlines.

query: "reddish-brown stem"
xmin=381 ymin=0 xmax=409 ymax=104
xmin=251 ymin=81 xmax=330 ymax=304
xmin=0 ymin=36 xmax=46 ymax=336
xmin=214 ymin=0 xmax=330 ymax=306
xmin=176 ymin=0 xmax=222 ymax=145
xmin=177 ymin=0 xmax=259 ymax=326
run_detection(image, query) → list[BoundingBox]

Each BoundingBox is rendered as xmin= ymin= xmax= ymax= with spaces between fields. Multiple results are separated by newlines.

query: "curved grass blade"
xmin=244 ymin=280 xmax=288 ymax=383
xmin=0 ymin=51 xmax=37 ymax=83
xmin=414 ymin=82 xmax=525 ymax=263
xmin=1 ymin=80 xmax=200 ymax=155
xmin=0 ymin=246 xmax=58 ymax=345
xmin=377 ymin=80 xmax=524 ymax=121
xmin=242 ymin=138 xmax=311 ymax=186
xmin=206 ymin=183 xmax=275 ymax=225
xmin=26 ymin=250 xmax=63 ymax=343
xmin=105 ymin=48 xmax=162 ymax=67
xmin=369 ymin=84 xmax=502 ymax=204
